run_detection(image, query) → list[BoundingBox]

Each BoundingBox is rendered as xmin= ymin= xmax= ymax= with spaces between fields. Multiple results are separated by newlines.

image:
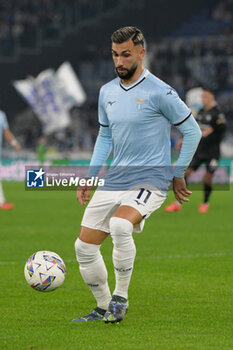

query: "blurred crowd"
xmin=0 ymin=0 xmax=119 ymax=56
xmin=211 ymin=0 xmax=233 ymax=24
xmin=1 ymin=0 xmax=233 ymax=157
xmin=150 ymin=37 xmax=232 ymax=94
xmin=211 ymin=0 xmax=233 ymax=35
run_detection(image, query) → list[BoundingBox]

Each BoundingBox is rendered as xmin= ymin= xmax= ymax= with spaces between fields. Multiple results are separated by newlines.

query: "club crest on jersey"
xmin=134 ymin=98 xmax=147 ymax=110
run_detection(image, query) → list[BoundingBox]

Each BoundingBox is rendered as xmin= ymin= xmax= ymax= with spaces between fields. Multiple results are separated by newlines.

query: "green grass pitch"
xmin=0 ymin=182 xmax=232 ymax=350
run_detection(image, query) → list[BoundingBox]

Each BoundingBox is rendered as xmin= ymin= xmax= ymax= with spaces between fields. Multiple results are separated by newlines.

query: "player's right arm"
xmin=77 ymin=87 xmax=112 ymax=205
xmin=77 ymin=126 xmax=112 ymax=205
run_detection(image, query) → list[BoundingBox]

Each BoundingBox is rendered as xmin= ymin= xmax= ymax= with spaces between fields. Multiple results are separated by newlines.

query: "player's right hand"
xmin=76 ymin=179 xmax=92 ymax=206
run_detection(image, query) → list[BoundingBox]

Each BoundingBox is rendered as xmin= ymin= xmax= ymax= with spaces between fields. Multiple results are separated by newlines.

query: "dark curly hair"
xmin=111 ymin=26 xmax=144 ymax=47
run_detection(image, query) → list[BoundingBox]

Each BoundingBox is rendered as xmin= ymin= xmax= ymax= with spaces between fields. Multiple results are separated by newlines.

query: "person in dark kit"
xmin=165 ymin=87 xmax=227 ymax=213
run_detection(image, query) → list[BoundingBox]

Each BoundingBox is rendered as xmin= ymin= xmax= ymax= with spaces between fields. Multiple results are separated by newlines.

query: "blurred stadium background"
xmin=0 ymin=0 xmax=233 ymax=182
xmin=1 ymin=2 xmax=233 ymax=349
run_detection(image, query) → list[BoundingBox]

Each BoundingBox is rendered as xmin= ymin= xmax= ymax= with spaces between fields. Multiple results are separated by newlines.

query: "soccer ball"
xmin=24 ymin=251 xmax=66 ymax=292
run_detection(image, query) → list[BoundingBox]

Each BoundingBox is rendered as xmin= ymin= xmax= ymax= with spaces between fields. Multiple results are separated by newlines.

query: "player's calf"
xmin=110 ymin=217 xmax=136 ymax=299
xmin=74 ymin=238 xmax=111 ymax=311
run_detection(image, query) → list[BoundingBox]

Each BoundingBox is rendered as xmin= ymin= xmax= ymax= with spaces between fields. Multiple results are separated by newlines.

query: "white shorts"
xmin=81 ymin=185 xmax=167 ymax=233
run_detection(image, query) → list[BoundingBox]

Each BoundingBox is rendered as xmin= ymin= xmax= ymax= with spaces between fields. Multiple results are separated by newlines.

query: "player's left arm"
xmin=174 ymin=116 xmax=202 ymax=203
xmin=159 ymin=88 xmax=201 ymax=203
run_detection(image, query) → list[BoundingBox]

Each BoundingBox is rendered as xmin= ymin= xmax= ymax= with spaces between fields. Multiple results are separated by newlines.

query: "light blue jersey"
xmin=88 ymin=69 xmax=201 ymax=192
xmin=0 ymin=110 xmax=8 ymax=157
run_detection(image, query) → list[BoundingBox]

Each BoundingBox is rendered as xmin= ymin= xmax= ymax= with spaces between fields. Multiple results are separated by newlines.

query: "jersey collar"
xmin=119 ymin=69 xmax=149 ymax=91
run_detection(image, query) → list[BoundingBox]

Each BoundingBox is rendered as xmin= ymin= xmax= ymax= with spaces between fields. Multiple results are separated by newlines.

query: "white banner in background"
xmin=13 ymin=62 xmax=86 ymax=135
xmin=57 ymin=62 xmax=86 ymax=107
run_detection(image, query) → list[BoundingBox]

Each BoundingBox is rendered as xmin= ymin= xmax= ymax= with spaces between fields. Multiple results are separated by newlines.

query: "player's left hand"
xmin=173 ymin=177 xmax=192 ymax=204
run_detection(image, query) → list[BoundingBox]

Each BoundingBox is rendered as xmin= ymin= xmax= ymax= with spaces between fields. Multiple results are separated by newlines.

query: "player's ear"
xmin=139 ymin=47 xmax=146 ymax=59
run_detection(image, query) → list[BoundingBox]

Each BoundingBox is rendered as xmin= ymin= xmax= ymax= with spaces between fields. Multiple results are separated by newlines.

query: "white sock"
xmin=75 ymin=238 xmax=111 ymax=310
xmin=0 ymin=181 xmax=5 ymax=205
xmin=110 ymin=217 xmax=136 ymax=299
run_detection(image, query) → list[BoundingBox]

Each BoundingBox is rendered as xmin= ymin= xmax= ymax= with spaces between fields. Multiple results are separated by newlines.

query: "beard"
xmin=116 ymin=62 xmax=138 ymax=80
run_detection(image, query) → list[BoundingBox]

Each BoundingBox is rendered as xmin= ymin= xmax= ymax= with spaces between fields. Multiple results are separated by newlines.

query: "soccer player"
xmin=0 ymin=109 xmax=21 ymax=210
xmin=73 ymin=27 xmax=201 ymax=323
xmin=165 ymin=88 xmax=226 ymax=213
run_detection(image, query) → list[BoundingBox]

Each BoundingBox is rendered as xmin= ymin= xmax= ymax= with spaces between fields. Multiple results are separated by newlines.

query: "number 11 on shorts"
xmin=137 ymin=188 xmax=152 ymax=204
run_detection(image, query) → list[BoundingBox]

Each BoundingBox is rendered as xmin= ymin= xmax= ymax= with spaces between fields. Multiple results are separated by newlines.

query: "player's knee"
xmin=110 ymin=217 xmax=133 ymax=236
xmin=74 ymin=238 xmax=100 ymax=264
xmin=109 ymin=217 xmax=135 ymax=249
